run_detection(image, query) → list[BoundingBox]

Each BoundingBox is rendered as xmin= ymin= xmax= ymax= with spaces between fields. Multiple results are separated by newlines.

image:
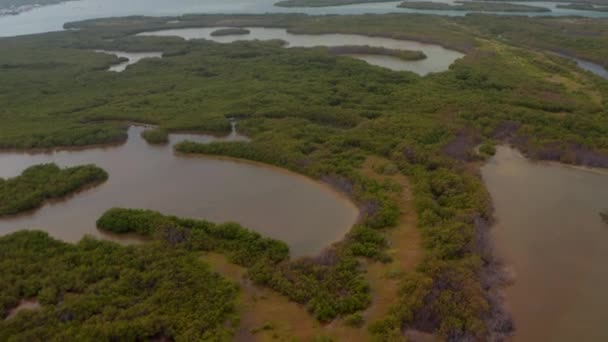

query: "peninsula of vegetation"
xmin=141 ymin=127 xmax=169 ymax=144
xmin=275 ymin=0 xmax=397 ymax=7
xmin=327 ymin=45 xmax=427 ymax=60
xmin=0 ymin=164 xmax=108 ymax=216
xmin=398 ymin=1 xmax=552 ymax=12
xmin=556 ymin=3 xmax=608 ymax=11
xmin=1 ymin=12 xmax=608 ymax=341
xmin=210 ymin=28 xmax=251 ymax=36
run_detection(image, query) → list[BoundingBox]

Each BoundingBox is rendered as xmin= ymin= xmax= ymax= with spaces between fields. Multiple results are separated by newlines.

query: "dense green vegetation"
xmin=460 ymin=15 xmax=608 ymax=69
xmin=97 ymin=208 xmax=378 ymax=322
xmin=479 ymin=140 xmax=497 ymax=157
xmin=0 ymin=163 xmax=107 ymax=216
xmin=210 ymin=28 xmax=251 ymax=36
xmin=0 ymin=230 xmax=238 ymax=340
xmin=327 ymin=45 xmax=426 ymax=61
xmin=141 ymin=127 xmax=169 ymax=144
xmin=275 ymin=0 xmax=396 ymax=7
xmin=398 ymin=1 xmax=551 ymax=12
xmin=1 ymin=12 xmax=608 ymax=340
xmin=97 ymin=208 xmax=290 ymax=265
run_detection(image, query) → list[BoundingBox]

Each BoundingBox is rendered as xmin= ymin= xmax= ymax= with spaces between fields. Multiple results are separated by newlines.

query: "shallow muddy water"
xmin=481 ymin=146 xmax=608 ymax=341
xmin=94 ymin=50 xmax=163 ymax=72
xmin=0 ymin=126 xmax=358 ymax=257
xmin=139 ymin=27 xmax=464 ymax=75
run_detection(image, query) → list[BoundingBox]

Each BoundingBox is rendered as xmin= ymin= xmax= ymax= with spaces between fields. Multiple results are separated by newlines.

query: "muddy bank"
xmin=472 ymin=215 xmax=515 ymax=341
xmin=4 ymin=299 xmax=40 ymax=320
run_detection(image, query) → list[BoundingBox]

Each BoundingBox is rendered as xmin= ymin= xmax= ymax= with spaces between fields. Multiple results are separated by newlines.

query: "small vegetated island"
xmin=557 ymin=3 xmax=608 ymax=11
xmin=0 ymin=163 xmax=108 ymax=216
xmin=275 ymin=0 xmax=398 ymax=7
xmin=398 ymin=0 xmax=552 ymax=12
xmin=1 ymin=12 xmax=608 ymax=341
xmin=209 ymin=27 xmax=251 ymax=36
xmin=328 ymin=45 xmax=427 ymax=60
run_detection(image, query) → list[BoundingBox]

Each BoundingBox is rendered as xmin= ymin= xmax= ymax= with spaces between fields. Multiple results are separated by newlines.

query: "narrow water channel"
xmin=481 ymin=146 xmax=608 ymax=341
xmin=568 ymin=56 xmax=608 ymax=80
xmin=0 ymin=126 xmax=358 ymax=257
xmin=94 ymin=50 xmax=163 ymax=72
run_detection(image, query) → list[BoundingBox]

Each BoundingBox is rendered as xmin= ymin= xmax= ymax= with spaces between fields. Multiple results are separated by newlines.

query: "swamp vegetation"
xmin=327 ymin=45 xmax=427 ymax=61
xmin=210 ymin=28 xmax=251 ymax=36
xmin=141 ymin=127 xmax=169 ymax=144
xmin=0 ymin=163 xmax=107 ymax=216
xmin=0 ymin=230 xmax=238 ymax=341
xmin=0 ymin=12 xmax=607 ymax=341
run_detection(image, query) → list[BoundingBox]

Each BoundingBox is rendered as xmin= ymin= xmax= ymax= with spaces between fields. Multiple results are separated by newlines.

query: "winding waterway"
xmin=94 ymin=50 xmax=163 ymax=72
xmin=139 ymin=27 xmax=463 ymax=75
xmin=482 ymin=146 xmax=608 ymax=341
xmin=2 ymin=0 xmax=608 ymax=38
xmin=563 ymin=55 xmax=608 ymax=80
xmin=0 ymin=126 xmax=359 ymax=257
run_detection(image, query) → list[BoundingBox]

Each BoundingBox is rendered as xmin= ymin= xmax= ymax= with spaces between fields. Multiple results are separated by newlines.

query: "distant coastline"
xmin=0 ymin=4 xmax=39 ymax=16
xmin=0 ymin=0 xmax=73 ymax=17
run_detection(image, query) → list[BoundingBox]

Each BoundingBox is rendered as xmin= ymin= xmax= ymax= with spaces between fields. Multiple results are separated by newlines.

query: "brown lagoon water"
xmin=0 ymin=126 xmax=358 ymax=257
xmin=481 ymin=146 xmax=608 ymax=341
xmin=138 ymin=27 xmax=464 ymax=75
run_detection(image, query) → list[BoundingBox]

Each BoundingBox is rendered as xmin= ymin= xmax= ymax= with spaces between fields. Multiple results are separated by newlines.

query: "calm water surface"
xmin=482 ymin=146 xmax=608 ymax=341
xmin=0 ymin=126 xmax=358 ymax=257
xmin=2 ymin=0 xmax=608 ymax=38
xmin=139 ymin=27 xmax=463 ymax=75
